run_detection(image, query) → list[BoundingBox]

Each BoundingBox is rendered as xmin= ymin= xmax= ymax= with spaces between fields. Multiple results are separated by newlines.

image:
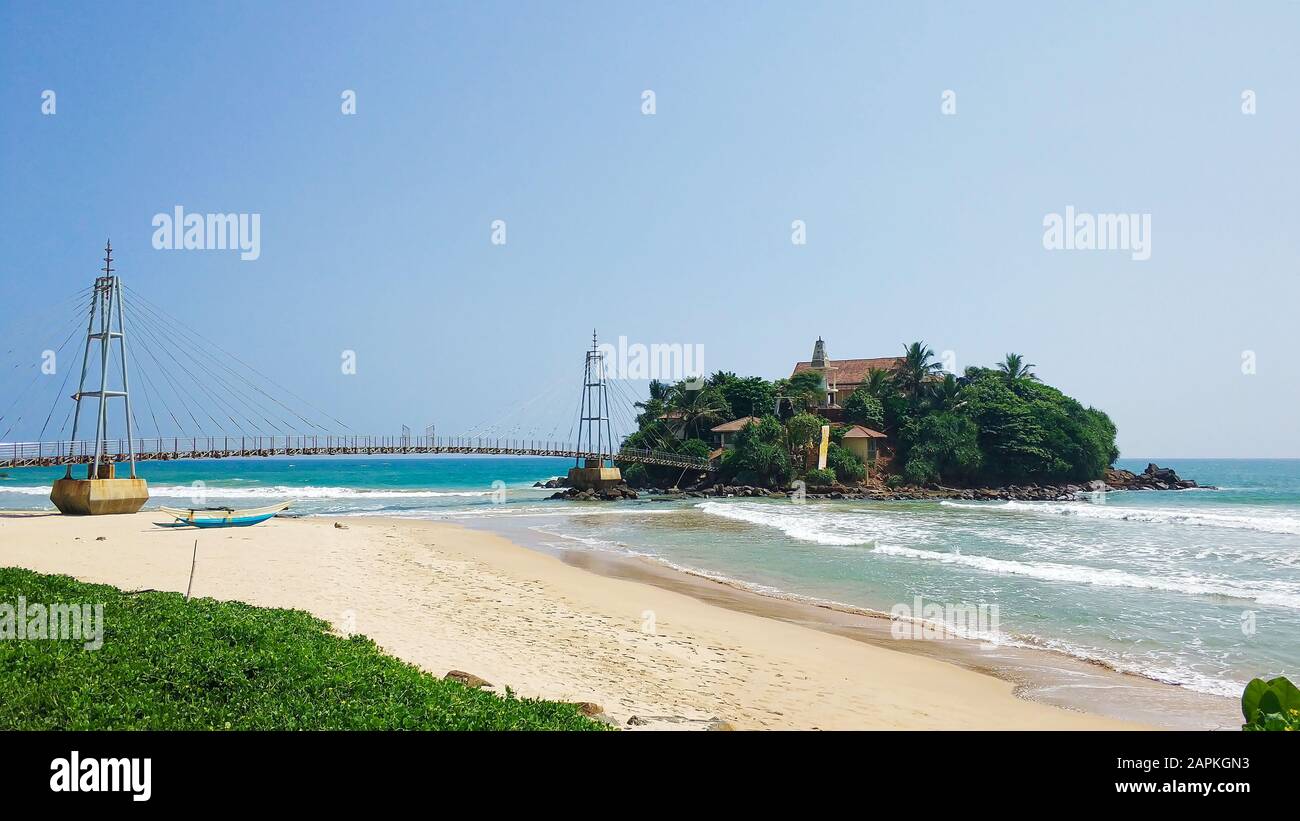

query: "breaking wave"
xmin=940 ymin=499 xmax=1300 ymax=536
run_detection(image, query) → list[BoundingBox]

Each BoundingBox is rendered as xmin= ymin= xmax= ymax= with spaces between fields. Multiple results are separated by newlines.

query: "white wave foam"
xmin=155 ymin=484 xmax=496 ymax=500
xmin=0 ymin=485 xmax=55 ymax=496
xmin=694 ymin=500 xmax=871 ymax=545
xmin=308 ymin=504 xmax=682 ymax=520
xmin=940 ymin=499 xmax=1300 ymax=536
xmin=871 ymin=543 xmax=1300 ymax=609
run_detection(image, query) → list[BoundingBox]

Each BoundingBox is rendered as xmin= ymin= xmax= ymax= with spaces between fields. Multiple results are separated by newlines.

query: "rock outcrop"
xmin=538 ymin=463 xmax=1207 ymax=502
xmin=444 ymin=670 xmax=492 ymax=689
xmin=548 ymin=484 xmax=638 ymax=501
xmin=1104 ymin=463 xmax=1206 ymax=491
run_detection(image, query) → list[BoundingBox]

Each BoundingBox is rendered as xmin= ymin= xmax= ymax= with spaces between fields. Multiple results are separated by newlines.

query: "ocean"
xmin=2 ymin=456 xmax=1296 ymax=704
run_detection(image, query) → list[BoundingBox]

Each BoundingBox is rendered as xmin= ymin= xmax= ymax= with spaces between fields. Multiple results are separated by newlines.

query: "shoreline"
xmin=464 ymin=514 xmax=1239 ymax=730
xmin=0 ymin=510 xmax=1159 ymax=730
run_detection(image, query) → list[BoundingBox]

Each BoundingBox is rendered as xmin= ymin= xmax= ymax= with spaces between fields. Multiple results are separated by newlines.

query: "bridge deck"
xmin=0 ymin=436 xmax=715 ymax=472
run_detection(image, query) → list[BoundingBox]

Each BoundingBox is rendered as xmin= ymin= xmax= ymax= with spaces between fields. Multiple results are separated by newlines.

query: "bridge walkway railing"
xmin=0 ymin=436 xmax=714 ymax=472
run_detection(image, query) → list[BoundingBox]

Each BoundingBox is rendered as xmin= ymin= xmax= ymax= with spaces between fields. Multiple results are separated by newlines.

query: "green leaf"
xmin=1265 ymin=676 xmax=1300 ymax=713
xmin=1241 ymin=678 xmax=1268 ymax=722
xmin=1258 ymin=688 xmax=1283 ymax=716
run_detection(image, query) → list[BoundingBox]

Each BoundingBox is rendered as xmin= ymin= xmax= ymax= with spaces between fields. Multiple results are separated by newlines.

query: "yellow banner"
xmin=817 ymin=425 xmax=830 ymax=470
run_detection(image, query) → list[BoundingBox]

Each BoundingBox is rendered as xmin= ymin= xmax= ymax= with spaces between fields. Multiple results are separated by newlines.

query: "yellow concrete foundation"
xmin=50 ymin=476 xmax=150 ymax=515
xmin=567 ymin=465 xmax=622 ymax=491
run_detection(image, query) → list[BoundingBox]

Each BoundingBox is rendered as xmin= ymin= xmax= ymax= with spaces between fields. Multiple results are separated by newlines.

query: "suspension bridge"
xmin=0 ymin=244 xmax=713 ymax=486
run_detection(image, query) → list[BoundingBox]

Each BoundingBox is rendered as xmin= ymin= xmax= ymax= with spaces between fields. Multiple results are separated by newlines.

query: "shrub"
xmin=827 ymin=444 xmax=865 ymax=484
xmin=722 ymin=416 xmax=793 ymax=488
xmin=804 ymin=468 xmax=836 ymax=487
xmin=903 ymin=457 xmax=937 ymax=486
xmin=621 ymin=462 xmax=649 ymax=488
xmin=0 ymin=568 xmax=603 ymax=731
xmin=1241 ymin=675 xmax=1300 ymax=731
xmin=785 ymin=412 xmax=823 ymax=456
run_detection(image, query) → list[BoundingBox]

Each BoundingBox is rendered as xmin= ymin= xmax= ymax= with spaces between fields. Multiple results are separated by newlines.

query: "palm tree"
xmin=929 ymin=373 xmax=965 ymax=412
xmin=634 ymin=379 xmax=673 ymax=428
xmin=666 ymin=382 xmax=729 ymax=439
xmin=862 ymin=368 xmax=893 ymax=399
xmin=896 ymin=342 xmax=943 ymax=400
xmin=997 ymin=353 xmax=1038 ymax=385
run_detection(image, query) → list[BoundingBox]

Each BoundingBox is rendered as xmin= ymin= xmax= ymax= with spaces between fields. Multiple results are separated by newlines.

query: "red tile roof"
xmin=791 ymin=357 xmax=904 ymax=386
xmin=710 ymin=416 xmax=762 ymax=433
xmin=842 ymin=424 xmax=888 ymax=439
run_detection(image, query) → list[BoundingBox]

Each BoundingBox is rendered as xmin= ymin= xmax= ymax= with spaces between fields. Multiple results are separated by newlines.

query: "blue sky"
xmin=2 ymin=1 xmax=1298 ymax=457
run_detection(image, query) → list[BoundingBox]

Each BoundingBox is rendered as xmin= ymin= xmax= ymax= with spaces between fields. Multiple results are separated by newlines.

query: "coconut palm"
xmin=895 ymin=342 xmax=943 ymax=400
xmin=929 ymin=373 xmax=966 ymax=412
xmin=665 ymin=381 xmax=729 ymax=439
xmin=997 ymin=353 xmax=1039 ymax=385
xmin=634 ymin=379 xmax=673 ymax=428
xmin=862 ymin=367 xmax=893 ymax=399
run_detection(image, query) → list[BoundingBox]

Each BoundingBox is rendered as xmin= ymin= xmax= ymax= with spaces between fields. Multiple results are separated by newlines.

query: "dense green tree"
xmin=617 ymin=355 xmax=1117 ymax=491
xmin=784 ymin=412 xmax=823 ymax=467
xmin=843 ymin=388 xmax=885 ymax=429
xmin=940 ymin=368 xmax=1117 ymax=484
xmin=785 ymin=371 xmax=827 ymax=410
xmin=719 ymin=375 xmax=775 ymax=418
xmin=721 ymin=416 xmax=792 ymax=487
xmin=770 ymin=374 xmax=820 ymax=419
xmin=898 ymin=411 xmax=983 ymax=484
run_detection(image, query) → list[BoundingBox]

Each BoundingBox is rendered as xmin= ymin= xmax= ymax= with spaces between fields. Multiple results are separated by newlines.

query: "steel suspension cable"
xmin=124 ymin=285 xmax=350 ymax=432
xmin=125 ymin=294 xmax=328 ymax=434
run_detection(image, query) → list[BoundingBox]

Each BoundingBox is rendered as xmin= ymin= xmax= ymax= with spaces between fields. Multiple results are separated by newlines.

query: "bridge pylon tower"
xmin=50 ymin=241 xmax=150 ymax=514
xmin=567 ymin=330 xmax=622 ymax=491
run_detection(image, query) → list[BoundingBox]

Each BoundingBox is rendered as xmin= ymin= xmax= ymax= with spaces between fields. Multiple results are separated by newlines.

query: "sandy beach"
xmin=0 ymin=510 xmax=1148 ymax=730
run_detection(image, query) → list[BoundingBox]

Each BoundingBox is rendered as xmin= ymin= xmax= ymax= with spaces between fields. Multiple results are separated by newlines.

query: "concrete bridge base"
xmin=567 ymin=464 xmax=622 ymax=491
xmin=51 ymin=463 xmax=149 ymax=515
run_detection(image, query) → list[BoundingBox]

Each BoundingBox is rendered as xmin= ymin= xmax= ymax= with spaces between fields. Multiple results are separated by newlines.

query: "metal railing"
xmin=0 ymin=435 xmax=714 ymax=472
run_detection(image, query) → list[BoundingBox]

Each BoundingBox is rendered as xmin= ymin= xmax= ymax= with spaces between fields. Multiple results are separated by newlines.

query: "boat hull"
xmin=186 ymin=513 xmax=278 ymax=528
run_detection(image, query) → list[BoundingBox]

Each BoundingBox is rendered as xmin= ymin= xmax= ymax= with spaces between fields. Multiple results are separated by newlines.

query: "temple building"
xmin=790 ymin=337 xmax=903 ymax=410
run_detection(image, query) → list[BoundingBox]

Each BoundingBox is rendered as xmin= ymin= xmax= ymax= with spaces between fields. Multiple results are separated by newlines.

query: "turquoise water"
xmin=2 ymin=456 xmax=1296 ymax=699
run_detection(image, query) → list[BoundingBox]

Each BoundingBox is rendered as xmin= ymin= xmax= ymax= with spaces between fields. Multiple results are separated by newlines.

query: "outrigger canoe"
xmin=159 ymin=501 xmax=293 ymax=528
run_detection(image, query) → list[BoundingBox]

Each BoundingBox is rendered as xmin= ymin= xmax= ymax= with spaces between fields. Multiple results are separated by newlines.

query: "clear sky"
xmin=2 ymin=1 xmax=1298 ymax=457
